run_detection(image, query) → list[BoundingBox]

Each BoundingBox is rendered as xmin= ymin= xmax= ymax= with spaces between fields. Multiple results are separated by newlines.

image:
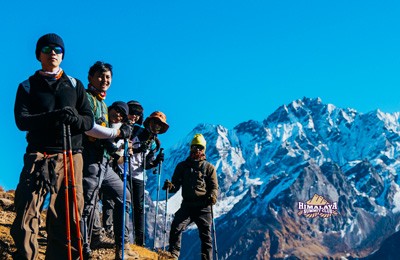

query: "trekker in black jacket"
xmin=11 ymin=33 xmax=93 ymax=260
xmin=163 ymin=134 xmax=218 ymax=260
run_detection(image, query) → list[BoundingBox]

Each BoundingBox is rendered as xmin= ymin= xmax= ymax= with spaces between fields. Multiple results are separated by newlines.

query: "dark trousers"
xmin=82 ymin=154 xmax=131 ymax=249
xmin=103 ymin=177 xmax=145 ymax=245
xmin=11 ymin=152 xmax=84 ymax=260
xmin=101 ymin=192 xmax=115 ymax=234
xmin=91 ymin=196 xmax=103 ymax=237
xmin=169 ymin=204 xmax=213 ymax=260
xmin=131 ymin=178 xmax=145 ymax=245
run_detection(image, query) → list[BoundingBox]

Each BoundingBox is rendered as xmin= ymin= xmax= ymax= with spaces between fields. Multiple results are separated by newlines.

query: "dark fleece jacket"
xmin=170 ymin=157 xmax=218 ymax=204
xmin=14 ymin=71 xmax=94 ymax=153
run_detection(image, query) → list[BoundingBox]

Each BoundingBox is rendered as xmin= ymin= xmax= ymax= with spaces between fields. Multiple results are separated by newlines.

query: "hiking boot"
xmin=83 ymin=246 xmax=93 ymax=260
xmin=105 ymin=229 xmax=114 ymax=240
xmin=134 ymin=237 xmax=144 ymax=247
xmin=158 ymin=250 xmax=178 ymax=260
xmin=90 ymin=232 xmax=115 ymax=249
xmin=115 ymin=244 xmax=140 ymax=260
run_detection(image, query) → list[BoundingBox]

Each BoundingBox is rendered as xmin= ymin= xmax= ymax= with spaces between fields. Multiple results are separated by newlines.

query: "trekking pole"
xmin=82 ymin=214 xmax=89 ymax=256
xmin=211 ymin=205 xmax=219 ymax=260
xmin=82 ymin=185 xmax=101 ymax=256
xmin=122 ymin=138 xmax=129 ymax=259
xmin=129 ymin=154 xmax=134 ymax=244
xmin=62 ymin=124 xmax=72 ymax=260
xmin=163 ymin=185 xmax=169 ymax=251
xmin=153 ymin=148 xmax=164 ymax=250
xmin=142 ymin=145 xmax=148 ymax=247
xmin=66 ymin=125 xmax=84 ymax=260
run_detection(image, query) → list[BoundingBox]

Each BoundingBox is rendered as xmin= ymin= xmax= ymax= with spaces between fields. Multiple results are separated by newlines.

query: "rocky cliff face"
xmin=145 ymin=97 xmax=400 ymax=259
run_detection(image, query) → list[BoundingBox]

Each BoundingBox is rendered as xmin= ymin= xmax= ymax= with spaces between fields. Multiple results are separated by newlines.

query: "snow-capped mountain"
xmin=144 ymin=97 xmax=400 ymax=259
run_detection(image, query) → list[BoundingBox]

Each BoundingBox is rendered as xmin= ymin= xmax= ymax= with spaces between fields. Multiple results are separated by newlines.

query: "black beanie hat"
xmin=36 ymin=33 xmax=65 ymax=61
xmin=127 ymin=100 xmax=143 ymax=113
xmin=109 ymin=101 xmax=129 ymax=117
xmin=127 ymin=100 xmax=144 ymax=125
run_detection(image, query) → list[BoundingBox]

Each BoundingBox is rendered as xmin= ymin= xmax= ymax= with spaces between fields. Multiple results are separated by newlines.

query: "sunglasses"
xmin=41 ymin=46 xmax=63 ymax=55
xmin=191 ymin=144 xmax=205 ymax=150
xmin=129 ymin=110 xmax=142 ymax=116
xmin=114 ymin=107 xmax=127 ymax=117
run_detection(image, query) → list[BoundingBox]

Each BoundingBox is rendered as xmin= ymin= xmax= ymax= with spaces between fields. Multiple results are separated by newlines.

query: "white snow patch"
xmin=392 ymin=186 xmax=400 ymax=213
xmin=215 ymin=191 xmax=247 ymax=218
xmin=327 ymin=104 xmax=336 ymax=114
xmin=246 ymin=177 xmax=263 ymax=186
xmin=165 ymin=189 xmax=183 ymax=214
xmin=254 ymin=143 xmax=261 ymax=156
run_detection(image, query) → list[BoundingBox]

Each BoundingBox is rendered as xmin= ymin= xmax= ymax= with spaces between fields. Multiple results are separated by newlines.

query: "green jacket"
xmin=170 ymin=157 xmax=218 ymax=205
xmin=84 ymin=91 xmax=110 ymax=158
xmin=86 ymin=92 xmax=109 ymax=126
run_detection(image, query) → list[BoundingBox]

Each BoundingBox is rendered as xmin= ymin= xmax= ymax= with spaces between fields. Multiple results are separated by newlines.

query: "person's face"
xmin=149 ymin=119 xmax=162 ymax=134
xmin=128 ymin=113 xmax=141 ymax=124
xmin=109 ymin=108 xmax=125 ymax=124
xmin=190 ymin=144 xmax=205 ymax=159
xmin=128 ymin=109 xmax=142 ymax=124
xmin=39 ymin=45 xmax=63 ymax=72
xmin=89 ymin=70 xmax=112 ymax=92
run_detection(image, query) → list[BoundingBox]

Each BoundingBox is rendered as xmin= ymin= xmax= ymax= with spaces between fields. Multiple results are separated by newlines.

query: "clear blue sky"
xmin=1 ymin=1 xmax=400 ymax=190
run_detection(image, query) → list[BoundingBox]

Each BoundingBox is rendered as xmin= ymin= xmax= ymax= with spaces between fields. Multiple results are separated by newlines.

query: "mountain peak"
xmin=157 ymin=98 xmax=400 ymax=259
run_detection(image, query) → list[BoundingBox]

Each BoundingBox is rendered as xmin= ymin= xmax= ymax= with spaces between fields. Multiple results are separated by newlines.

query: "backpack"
xmin=21 ymin=75 xmax=77 ymax=94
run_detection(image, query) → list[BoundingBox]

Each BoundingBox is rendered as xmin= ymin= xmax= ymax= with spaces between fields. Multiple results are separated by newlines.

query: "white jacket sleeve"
xmin=85 ymin=122 xmax=119 ymax=139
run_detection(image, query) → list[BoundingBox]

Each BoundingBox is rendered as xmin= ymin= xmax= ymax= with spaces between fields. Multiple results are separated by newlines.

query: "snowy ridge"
xmin=145 ymin=97 xmax=400 ymax=259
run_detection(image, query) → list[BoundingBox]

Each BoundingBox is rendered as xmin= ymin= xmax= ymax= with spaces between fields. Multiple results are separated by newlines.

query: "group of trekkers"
xmin=11 ymin=33 xmax=219 ymax=260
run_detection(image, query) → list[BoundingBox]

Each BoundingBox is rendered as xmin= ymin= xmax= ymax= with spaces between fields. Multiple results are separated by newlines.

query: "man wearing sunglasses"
xmin=163 ymin=134 xmax=218 ymax=260
xmin=81 ymin=62 xmax=138 ymax=259
xmin=12 ymin=33 xmax=94 ymax=259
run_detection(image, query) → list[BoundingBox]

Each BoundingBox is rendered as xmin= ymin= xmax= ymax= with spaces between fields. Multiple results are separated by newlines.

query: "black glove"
xmin=208 ymin=194 xmax=217 ymax=205
xmin=103 ymin=141 xmax=118 ymax=155
xmin=59 ymin=106 xmax=80 ymax=127
xmin=134 ymin=143 xmax=148 ymax=153
xmin=154 ymin=152 xmax=165 ymax=165
xmin=119 ymin=124 xmax=133 ymax=139
xmin=162 ymin=180 xmax=174 ymax=191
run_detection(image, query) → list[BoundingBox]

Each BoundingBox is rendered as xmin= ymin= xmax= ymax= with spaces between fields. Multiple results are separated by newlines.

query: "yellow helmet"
xmin=191 ymin=134 xmax=206 ymax=151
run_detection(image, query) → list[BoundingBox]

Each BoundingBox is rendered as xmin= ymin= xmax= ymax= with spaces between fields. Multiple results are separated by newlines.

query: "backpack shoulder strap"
xmin=20 ymin=79 xmax=30 ymax=93
xmin=92 ymin=95 xmax=98 ymax=114
xmin=67 ymin=76 xmax=77 ymax=88
xmin=201 ymin=160 xmax=210 ymax=178
xmin=20 ymin=76 xmax=76 ymax=94
xmin=86 ymin=91 xmax=98 ymax=114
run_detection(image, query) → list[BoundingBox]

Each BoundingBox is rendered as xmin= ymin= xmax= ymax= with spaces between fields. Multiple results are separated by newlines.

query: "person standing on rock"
xmin=103 ymin=109 xmax=169 ymax=247
xmin=11 ymin=33 xmax=94 ymax=260
xmin=126 ymin=110 xmax=168 ymax=246
xmin=163 ymin=134 xmax=218 ymax=260
xmin=81 ymin=61 xmax=138 ymax=259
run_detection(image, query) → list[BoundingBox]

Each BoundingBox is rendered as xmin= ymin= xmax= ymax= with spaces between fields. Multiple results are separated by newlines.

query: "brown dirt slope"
xmin=0 ymin=189 xmax=170 ymax=260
